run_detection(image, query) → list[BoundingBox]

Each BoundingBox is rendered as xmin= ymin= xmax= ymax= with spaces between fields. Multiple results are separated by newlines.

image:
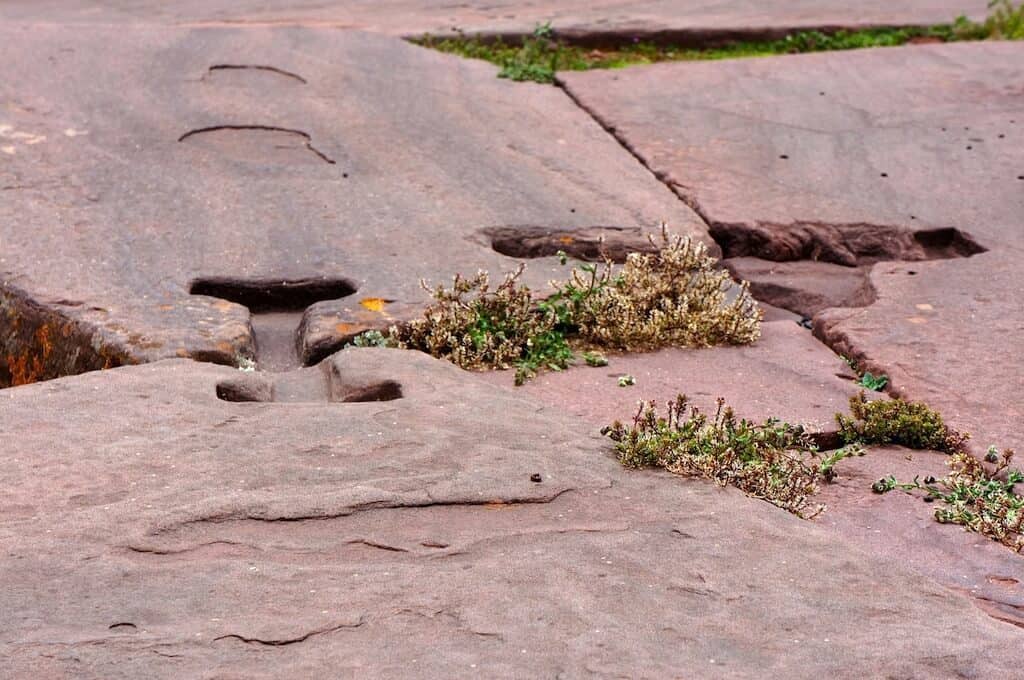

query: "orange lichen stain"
xmin=484 ymin=501 xmax=515 ymax=510
xmin=214 ymin=300 xmax=236 ymax=313
xmin=907 ymin=317 xmax=928 ymax=324
xmin=558 ymin=236 xmax=575 ymax=245
xmin=158 ymin=304 xmax=174 ymax=311
xmin=175 ymin=348 xmax=190 ymax=357
xmin=359 ymin=298 xmax=388 ymax=313
xmin=215 ymin=340 xmax=236 ymax=354
xmin=335 ymin=322 xmax=369 ymax=336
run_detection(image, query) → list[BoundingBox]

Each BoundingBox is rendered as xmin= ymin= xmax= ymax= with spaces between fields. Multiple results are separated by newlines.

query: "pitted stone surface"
xmin=0 ymin=24 xmax=706 ymax=381
xmin=0 ymin=1 xmax=989 ymax=39
xmin=2 ymin=349 xmax=1023 ymax=678
xmin=562 ymin=42 xmax=1024 ymax=454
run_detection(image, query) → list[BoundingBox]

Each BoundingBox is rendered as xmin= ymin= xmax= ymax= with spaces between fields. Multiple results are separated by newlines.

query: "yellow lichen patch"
xmin=335 ymin=322 xmax=370 ymax=336
xmin=359 ymin=297 xmax=389 ymax=313
xmin=558 ymin=235 xmax=575 ymax=245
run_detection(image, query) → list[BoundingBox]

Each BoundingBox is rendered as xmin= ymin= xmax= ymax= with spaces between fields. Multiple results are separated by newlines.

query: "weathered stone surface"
xmin=724 ymin=257 xmax=874 ymax=317
xmin=816 ymin=445 xmax=1024 ymax=629
xmin=2 ymin=349 xmax=1022 ymax=677
xmin=562 ymin=42 xmax=1023 ymax=255
xmin=478 ymin=320 xmax=865 ymax=440
xmin=562 ymin=42 xmax=1024 ymax=454
xmin=0 ymin=1 xmax=989 ymax=40
xmin=816 ymin=253 xmax=1024 ymax=453
xmin=0 ymin=24 xmax=706 ymax=383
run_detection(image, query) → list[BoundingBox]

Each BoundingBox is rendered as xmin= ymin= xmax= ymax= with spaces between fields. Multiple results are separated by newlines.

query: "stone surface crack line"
xmin=213 ymin=618 xmax=366 ymax=646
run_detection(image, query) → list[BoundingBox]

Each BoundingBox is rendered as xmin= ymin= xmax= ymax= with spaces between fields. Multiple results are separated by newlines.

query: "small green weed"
xmin=345 ymin=330 xmax=395 ymax=348
xmin=604 ymin=395 xmax=864 ymax=516
xmin=617 ymin=374 xmax=636 ymax=387
xmin=415 ymin=11 xmax=1020 ymax=84
xmin=583 ymin=351 xmax=608 ymax=367
xmin=837 ymin=392 xmax=969 ymax=453
xmin=873 ymin=446 xmax=1023 ymax=552
xmin=858 ymin=371 xmax=889 ymax=391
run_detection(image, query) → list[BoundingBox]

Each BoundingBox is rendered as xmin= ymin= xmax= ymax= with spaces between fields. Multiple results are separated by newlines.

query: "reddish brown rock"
xmin=562 ymin=42 xmax=1024 ymax=454
xmin=561 ymin=42 xmax=1024 ymax=256
xmin=816 ymin=445 xmax=1024 ymax=630
xmin=724 ymin=257 xmax=874 ymax=317
xmin=2 ymin=350 xmax=1022 ymax=677
xmin=0 ymin=1 xmax=989 ymax=40
xmin=478 ymin=320 xmax=865 ymax=439
xmin=0 ymin=24 xmax=707 ymax=384
xmin=816 ymin=253 xmax=1024 ymax=454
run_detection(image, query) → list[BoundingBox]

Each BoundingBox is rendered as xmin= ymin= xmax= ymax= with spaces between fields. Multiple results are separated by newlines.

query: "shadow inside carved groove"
xmin=338 ymin=380 xmax=403 ymax=403
xmin=192 ymin=277 xmax=357 ymax=372
xmin=708 ymin=221 xmax=986 ymax=266
xmin=190 ymin=278 xmax=357 ymax=313
xmin=483 ymin=226 xmax=656 ymax=263
xmin=206 ymin=64 xmax=307 ymax=84
xmin=912 ymin=227 xmax=988 ymax=259
xmin=178 ymin=126 xmax=336 ymax=165
xmin=215 ymin=374 xmax=402 ymax=403
xmin=215 ymin=378 xmax=272 ymax=403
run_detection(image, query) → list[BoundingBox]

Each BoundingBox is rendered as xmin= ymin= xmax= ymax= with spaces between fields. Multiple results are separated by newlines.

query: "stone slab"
xmin=0 ymin=1 xmax=989 ymax=41
xmin=478 ymin=320 xmax=864 ymax=438
xmin=562 ymin=42 xmax=1024 ymax=255
xmin=816 ymin=252 xmax=1024 ymax=454
xmin=2 ymin=349 xmax=1022 ymax=677
xmin=0 ymin=24 xmax=706 ymax=383
xmin=562 ymin=42 xmax=1024 ymax=454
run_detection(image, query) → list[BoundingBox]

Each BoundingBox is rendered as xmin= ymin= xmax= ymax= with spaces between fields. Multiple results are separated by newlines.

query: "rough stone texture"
xmin=0 ymin=23 xmax=707 ymax=383
xmin=2 ymin=349 xmax=1023 ymax=678
xmin=816 ymin=445 xmax=1024 ymax=630
xmin=816 ymin=253 xmax=1024 ymax=454
xmin=562 ymin=42 xmax=1024 ymax=454
xmin=724 ymin=257 xmax=874 ymax=317
xmin=561 ymin=42 xmax=1024 ymax=256
xmin=478 ymin=320 xmax=865 ymax=439
xmin=0 ymin=1 xmax=989 ymax=40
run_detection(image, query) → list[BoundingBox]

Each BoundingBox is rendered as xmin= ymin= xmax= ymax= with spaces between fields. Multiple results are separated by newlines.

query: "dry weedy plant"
xmin=837 ymin=392 xmax=969 ymax=453
xmin=603 ymin=395 xmax=863 ymax=517
xmin=391 ymin=226 xmax=761 ymax=383
xmin=874 ymin=446 xmax=1023 ymax=552
xmin=547 ymin=225 xmax=762 ymax=351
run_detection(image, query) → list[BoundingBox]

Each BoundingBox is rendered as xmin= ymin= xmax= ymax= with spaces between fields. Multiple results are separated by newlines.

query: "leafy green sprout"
xmin=617 ymin=374 xmax=636 ymax=387
xmin=583 ymin=351 xmax=609 ymax=367
xmin=858 ymin=372 xmax=889 ymax=391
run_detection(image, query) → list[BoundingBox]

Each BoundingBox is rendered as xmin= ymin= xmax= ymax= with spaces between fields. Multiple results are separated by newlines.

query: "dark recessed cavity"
xmin=912 ymin=227 xmax=987 ymax=259
xmin=216 ymin=380 xmax=271 ymax=403
xmin=190 ymin=278 xmax=357 ymax=313
xmin=484 ymin=226 xmax=655 ymax=263
xmin=339 ymin=380 xmax=403 ymax=403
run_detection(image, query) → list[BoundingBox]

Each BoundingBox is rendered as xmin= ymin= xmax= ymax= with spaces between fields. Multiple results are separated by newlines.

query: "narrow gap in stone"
xmin=483 ymin=225 xmax=655 ymax=263
xmin=207 ymin=64 xmax=307 ymax=84
xmin=191 ymin=278 xmax=356 ymax=372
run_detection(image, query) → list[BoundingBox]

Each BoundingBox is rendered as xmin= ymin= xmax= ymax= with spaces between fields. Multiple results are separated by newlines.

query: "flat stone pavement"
xmin=2 ymin=352 xmax=1022 ymax=678
xmin=561 ymin=41 xmax=1024 ymax=453
xmin=0 ymin=23 xmax=704 ymax=381
xmin=0 ymin=0 xmax=990 ymax=40
xmin=3 ymin=5 xmax=1024 ymax=678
